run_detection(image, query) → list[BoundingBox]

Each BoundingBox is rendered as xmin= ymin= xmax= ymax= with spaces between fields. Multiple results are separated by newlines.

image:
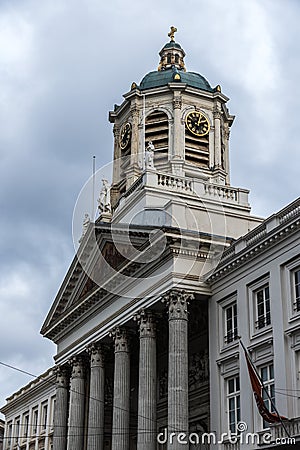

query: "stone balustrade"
xmin=157 ymin=173 xmax=193 ymax=192
xmin=270 ymin=417 xmax=300 ymax=443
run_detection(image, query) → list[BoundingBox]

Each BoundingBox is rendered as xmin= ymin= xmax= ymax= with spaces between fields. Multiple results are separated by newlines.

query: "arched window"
xmin=175 ymin=54 xmax=179 ymax=63
xmin=167 ymin=53 xmax=171 ymax=64
xmin=145 ymin=111 xmax=169 ymax=166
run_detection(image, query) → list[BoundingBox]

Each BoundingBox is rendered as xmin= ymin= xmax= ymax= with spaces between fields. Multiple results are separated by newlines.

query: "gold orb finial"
xmin=168 ymin=26 xmax=177 ymax=41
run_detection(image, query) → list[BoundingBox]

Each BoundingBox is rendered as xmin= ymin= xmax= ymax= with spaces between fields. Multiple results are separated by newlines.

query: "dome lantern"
xmin=158 ymin=26 xmax=186 ymax=72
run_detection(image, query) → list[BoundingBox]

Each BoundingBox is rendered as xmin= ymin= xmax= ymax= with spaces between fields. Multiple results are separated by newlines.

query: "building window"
xmin=7 ymin=422 xmax=12 ymax=447
xmin=42 ymin=403 xmax=48 ymax=431
xmin=51 ymin=398 xmax=56 ymax=429
xmin=224 ymin=302 xmax=238 ymax=344
xmin=15 ymin=417 xmax=20 ymax=444
xmin=32 ymin=408 xmax=38 ymax=435
xmin=23 ymin=413 xmax=29 ymax=438
xmin=261 ymin=363 xmax=275 ymax=428
xmin=293 ymin=269 xmax=300 ymax=312
xmin=255 ymin=284 xmax=271 ymax=329
xmin=227 ymin=376 xmax=240 ymax=433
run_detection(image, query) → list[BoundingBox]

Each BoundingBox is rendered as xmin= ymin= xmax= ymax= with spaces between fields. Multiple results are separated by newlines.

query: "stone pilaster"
xmin=66 ymin=356 xmax=85 ymax=450
xmin=111 ymin=125 xmax=121 ymax=209
xmin=172 ymin=93 xmax=182 ymax=159
xmin=130 ymin=105 xmax=140 ymax=167
xmin=136 ymin=311 xmax=157 ymax=450
xmin=53 ymin=366 xmax=69 ymax=450
xmin=111 ymin=327 xmax=130 ymax=450
xmin=162 ymin=290 xmax=194 ymax=450
xmin=87 ymin=343 xmax=105 ymax=450
xmin=213 ymin=109 xmax=222 ymax=168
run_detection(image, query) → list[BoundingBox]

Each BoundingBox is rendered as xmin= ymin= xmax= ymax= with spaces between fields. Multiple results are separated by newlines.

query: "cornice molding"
xmin=210 ymin=216 xmax=300 ymax=283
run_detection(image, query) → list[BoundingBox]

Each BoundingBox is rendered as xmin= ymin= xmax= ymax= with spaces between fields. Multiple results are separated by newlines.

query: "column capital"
xmin=224 ymin=129 xmax=230 ymax=140
xmin=113 ymin=125 xmax=120 ymax=138
xmin=134 ymin=309 xmax=156 ymax=338
xmin=213 ymin=110 xmax=222 ymax=120
xmin=130 ymin=106 xmax=139 ymax=119
xmin=86 ymin=343 xmax=105 ymax=368
xmin=162 ymin=289 xmax=194 ymax=320
xmin=68 ymin=355 xmax=86 ymax=378
xmin=173 ymin=94 xmax=182 ymax=110
xmin=54 ymin=365 xmax=69 ymax=388
xmin=110 ymin=326 xmax=130 ymax=353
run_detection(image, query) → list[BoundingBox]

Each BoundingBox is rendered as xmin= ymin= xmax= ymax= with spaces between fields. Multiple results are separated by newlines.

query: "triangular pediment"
xmin=40 ymin=223 xmax=153 ymax=340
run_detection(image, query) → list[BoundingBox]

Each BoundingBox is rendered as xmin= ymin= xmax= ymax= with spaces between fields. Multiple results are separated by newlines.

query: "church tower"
xmin=108 ymin=27 xmax=261 ymax=240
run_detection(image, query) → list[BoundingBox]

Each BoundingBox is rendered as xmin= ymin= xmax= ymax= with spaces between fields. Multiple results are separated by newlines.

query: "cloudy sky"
xmin=0 ymin=0 xmax=299 ymax=414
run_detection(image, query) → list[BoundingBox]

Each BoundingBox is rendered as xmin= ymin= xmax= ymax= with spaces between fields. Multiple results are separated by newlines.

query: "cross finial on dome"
xmin=157 ymin=29 xmax=186 ymax=72
xmin=168 ymin=26 xmax=177 ymax=42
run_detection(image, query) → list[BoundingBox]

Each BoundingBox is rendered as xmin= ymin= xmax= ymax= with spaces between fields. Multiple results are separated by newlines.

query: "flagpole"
xmin=92 ymin=155 xmax=96 ymax=220
xmin=239 ymin=337 xmax=291 ymax=438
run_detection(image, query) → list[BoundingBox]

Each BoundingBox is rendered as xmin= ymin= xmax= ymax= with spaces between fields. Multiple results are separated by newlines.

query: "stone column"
xmin=111 ymin=125 xmax=120 ymax=209
xmin=111 ymin=327 xmax=130 ymax=450
xmin=173 ymin=93 xmax=182 ymax=158
xmin=87 ymin=343 xmax=105 ymax=450
xmin=213 ymin=109 xmax=222 ymax=168
xmin=163 ymin=290 xmax=194 ymax=450
xmin=67 ymin=356 xmax=85 ymax=450
xmin=136 ymin=311 xmax=157 ymax=450
xmin=127 ymin=105 xmax=141 ymax=187
xmin=130 ymin=105 xmax=139 ymax=164
xmin=53 ymin=366 xmax=69 ymax=450
xmin=171 ymin=93 xmax=184 ymax=176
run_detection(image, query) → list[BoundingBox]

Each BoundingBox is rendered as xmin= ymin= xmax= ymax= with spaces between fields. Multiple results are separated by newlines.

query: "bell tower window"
xmin=185 ymin=111 xmax=210 ymax=168
xmin=145 ymin=111 xmax=169 ymax=166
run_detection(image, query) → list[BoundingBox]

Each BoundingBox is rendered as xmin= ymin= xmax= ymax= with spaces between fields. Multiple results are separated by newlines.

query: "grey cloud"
xmin=1 ymin=0 xmax=300 ymax=414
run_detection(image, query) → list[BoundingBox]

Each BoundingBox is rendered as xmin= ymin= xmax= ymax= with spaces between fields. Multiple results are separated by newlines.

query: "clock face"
xmin=185 ymin=111 xmax=210 ymax=137
xmin=119 ymin=122 xmax=132 ymax=150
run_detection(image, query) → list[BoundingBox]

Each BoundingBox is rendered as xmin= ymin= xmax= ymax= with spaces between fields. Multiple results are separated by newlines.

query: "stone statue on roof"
xmin=98 ymin=179 xmax=111 ymax=213
xmin=79 ymin=213 xmax=90 ymax=243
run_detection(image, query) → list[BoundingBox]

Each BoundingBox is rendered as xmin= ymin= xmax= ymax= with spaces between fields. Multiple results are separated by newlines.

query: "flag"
xmin=242 ymin=346 xmax=288 ymax=424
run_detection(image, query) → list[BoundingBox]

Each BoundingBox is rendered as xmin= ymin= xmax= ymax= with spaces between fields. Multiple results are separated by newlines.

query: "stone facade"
xmin=0 ymin=419 xmax=4 ymax=450
xmin=0 ymin=368 xmax=56 ymax=450
xmin=209 ymin=198 xmax=300 ymax=449
xmin=1 ymin=31 xmax=300 ymax=450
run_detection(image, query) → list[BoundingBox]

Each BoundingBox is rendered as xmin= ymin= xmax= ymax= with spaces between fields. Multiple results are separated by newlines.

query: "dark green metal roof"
xmin=139 ymin=67 xmax=213 ymax=92
xmin=163 ymin=41 xmax=182 ymax=50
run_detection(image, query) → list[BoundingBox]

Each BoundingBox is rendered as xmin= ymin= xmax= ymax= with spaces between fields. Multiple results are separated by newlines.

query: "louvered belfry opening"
xmin=185 ymin=128 xmax=209 ymax=168
xmin=145 ymin=110 xmax=169 ymax=166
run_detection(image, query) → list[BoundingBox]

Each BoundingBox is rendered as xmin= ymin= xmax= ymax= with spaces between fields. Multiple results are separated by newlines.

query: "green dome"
xmin=163 ymin=41 xmax=182 ymax=50
xmin=139 ymin=68 xmax=213 ymax=92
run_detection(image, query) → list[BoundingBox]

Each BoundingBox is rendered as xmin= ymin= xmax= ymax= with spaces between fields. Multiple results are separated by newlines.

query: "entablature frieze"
xmin=43 ymin=225 xmax=214 ymax=343
xmin=209 ymin=209 xmax=300 ymax=284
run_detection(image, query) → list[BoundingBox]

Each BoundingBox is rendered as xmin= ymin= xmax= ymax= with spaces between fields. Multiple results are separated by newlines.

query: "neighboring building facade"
xmin=0 ymin=419 xmax=4 ymax=450
xmin=0 ymin=368 xmax=56 ymax=450
xmin=1 ymin=29 xmax=300 ymax=450
xmin=209 ymin=198 xmax=300 ymax=449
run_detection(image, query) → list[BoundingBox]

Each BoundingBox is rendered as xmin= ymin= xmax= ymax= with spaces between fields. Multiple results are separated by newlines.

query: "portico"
xmin=51 ymin=288 xmax=208 ymax=450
